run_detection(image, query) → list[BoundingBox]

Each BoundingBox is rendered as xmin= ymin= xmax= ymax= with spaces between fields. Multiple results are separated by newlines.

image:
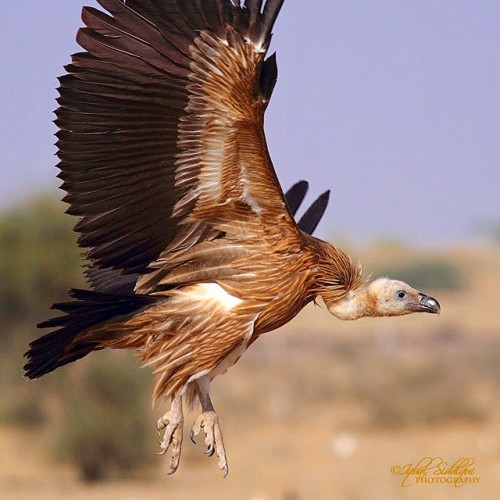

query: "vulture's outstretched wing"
xmin=58 ymin=0 xmax=295 ymax=282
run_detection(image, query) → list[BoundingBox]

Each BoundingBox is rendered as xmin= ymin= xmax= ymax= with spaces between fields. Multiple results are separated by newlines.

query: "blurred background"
xmin=1 ymin=1 xmax=499 ymax=499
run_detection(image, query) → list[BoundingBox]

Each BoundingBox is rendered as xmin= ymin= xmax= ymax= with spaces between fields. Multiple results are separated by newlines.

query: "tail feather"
xmin=24 ymin=289 xmax=157 ymax=379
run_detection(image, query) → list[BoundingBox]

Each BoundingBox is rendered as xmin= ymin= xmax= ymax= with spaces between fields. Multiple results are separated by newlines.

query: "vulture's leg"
xmin=157 ymin=394 xmax=184 ymax=474
xmin=190 ymin=376 xmax=229 ymax=477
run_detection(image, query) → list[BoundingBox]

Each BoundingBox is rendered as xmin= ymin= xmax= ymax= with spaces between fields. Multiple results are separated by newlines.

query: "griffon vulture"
xmin=24 ymin=0 xmax=440 ymax=476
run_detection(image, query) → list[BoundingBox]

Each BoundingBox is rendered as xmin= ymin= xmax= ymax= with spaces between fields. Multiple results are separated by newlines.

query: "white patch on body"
xmin=185 ymin=369 xmax=210 ymax=386
xmin=186 ymin=283 xmax=243 ymax=311
xmin=211 ymin=342 xmax=248 ymax=379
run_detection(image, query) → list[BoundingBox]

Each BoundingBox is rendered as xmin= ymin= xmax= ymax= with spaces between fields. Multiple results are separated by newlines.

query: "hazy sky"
xmin=1 ymin=1 xmax=498 ymax=243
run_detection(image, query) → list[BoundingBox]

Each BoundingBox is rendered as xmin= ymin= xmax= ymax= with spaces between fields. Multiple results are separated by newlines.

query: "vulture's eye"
xmin=396 ymin=290 xmax=407 ymax=300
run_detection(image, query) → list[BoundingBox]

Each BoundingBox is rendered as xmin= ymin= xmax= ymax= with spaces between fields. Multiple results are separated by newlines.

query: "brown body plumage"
xmin=24 ymin=0 xmax=440 ymax=475
xmin=94 ymin=234 xmax=360 ymax=402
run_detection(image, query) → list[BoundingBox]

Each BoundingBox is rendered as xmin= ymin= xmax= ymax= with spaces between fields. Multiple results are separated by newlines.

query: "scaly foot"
xmin=190 ymin=410 xmax=228 ymax=477
xmin=157 ymin=397 xmax=183 ymax=474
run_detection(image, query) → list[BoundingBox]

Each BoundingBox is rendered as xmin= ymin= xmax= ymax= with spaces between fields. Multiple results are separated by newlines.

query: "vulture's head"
xmin=325 ymin=277 xmax=440 ymax=320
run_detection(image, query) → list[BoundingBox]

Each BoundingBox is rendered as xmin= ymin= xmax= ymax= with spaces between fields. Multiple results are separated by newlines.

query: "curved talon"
xmin=190 ymin=411 xmax=228 ymax=475
xmin=190 ymin=430 xmax=197 ymax=445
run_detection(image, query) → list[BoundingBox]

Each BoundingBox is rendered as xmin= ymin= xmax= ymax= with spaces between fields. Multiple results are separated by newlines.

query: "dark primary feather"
xmin=260 ymin=52 xmax=278 ymax=103
xmin=285 ymin=180 xmax=309 ymax=216
xmin=85 ymin=264 xmax=139 ymax=294
xmin=298 ymin=190 xmax=331 ymax=235
xmin=260 ymin=0 xmax=285 ymax=41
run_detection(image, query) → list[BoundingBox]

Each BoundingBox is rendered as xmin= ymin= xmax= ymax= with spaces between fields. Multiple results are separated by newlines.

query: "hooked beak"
xmin=410 ymin=293 xmax=441 ymax=314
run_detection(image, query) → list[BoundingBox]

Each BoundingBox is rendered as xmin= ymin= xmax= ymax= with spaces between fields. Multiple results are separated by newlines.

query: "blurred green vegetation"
xmin=0 ymin=195 xmax=84 ymax=415
xmin=374 ymin=260 xmax=461 ymax=291
xmin=0 ymin=396 xmax=47 ymax=428
xmin=0 ymin=196 xmax=83 ymax=332
xmin=0 ymin=196 xmax=154 ymax=481
xmin=55 ymin=354 xmax=154 ymax=482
